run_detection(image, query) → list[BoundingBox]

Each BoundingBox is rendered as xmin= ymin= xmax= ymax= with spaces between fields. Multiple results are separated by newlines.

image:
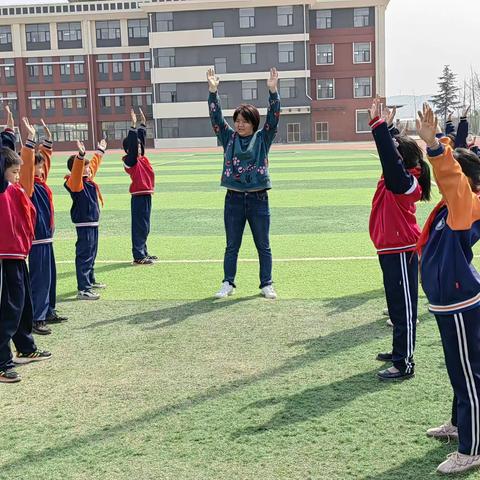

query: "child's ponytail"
xmin=418 ymin=157 xmax=431 ymax=201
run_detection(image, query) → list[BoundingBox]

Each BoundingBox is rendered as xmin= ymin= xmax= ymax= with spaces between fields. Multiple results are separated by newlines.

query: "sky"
xmin=0 ymin=0 xmax=475 ymax=97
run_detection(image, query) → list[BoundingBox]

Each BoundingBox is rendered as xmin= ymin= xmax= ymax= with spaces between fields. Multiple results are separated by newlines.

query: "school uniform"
xmin=64 ymin=147 xmax=105 ymax=292
xmin=0 ymin=129 xmax=38 ymax=371
xmin=20 ymin=139 xmax=57 ymax=325
xmin=418 ymin=138 xmax=480 ymax=456
xmin=208 ymin=90 xmax=280 ymax=288
xmin=369 ymin=117 xmax=423 ymax=374
xmin=123 ymin=125 xmax=155 ymax=261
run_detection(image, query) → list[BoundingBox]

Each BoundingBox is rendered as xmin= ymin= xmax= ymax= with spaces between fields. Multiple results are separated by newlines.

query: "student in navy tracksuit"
xmin=417 ymin=103 xmax=480 ymax=475
xmin=122 ymin=108 xmax=156 ymax=265
xmin=445 ymin=107 xmax=470 ymax=149
xmin=20 ymin=118 xmax=67 ymax=336
xmin=0 ymin=106 xmax=51 ymax=383
xmin=368 ymin=97 xmax=431 ymax=380
xmin=64 ymin=139 xmax=107 ymax=301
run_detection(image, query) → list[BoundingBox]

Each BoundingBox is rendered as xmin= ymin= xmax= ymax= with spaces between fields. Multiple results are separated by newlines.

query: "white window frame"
xmin=352 ymin=42 xmax=371 ymax=64
xmin=355 ymin=109 xmax=370 ymax=133
xmin=315 ymin=43 xmax=334 ymax=65
xmin=287 ymin=123 xmax=301 ymax=143
xmin=315 ymin=122 xmax=329 ymax=142
xmin=316 ymin=10 xmax=332 ymax=29
xmin=316 ymin=78 xmax=335 ymax=100
xmin=353 ymin=77 xmax=372 ymax=99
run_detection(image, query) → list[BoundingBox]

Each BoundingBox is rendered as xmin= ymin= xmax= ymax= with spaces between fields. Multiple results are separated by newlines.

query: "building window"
xmin=241 ymin=44 xmax=256 ymax=65
xmin=356 ymin=110 xmax=370 ymax=133
xmin=155 ymin=48 xmax=175 ymax=68
xmin=98 ymin=55 xmax=109 ymax=75
xmin=277 ymin=6 xmax=294 ymax=27
xmin=239 ymin=8 xmax=255 ymax=28
xmin=62 ymin=90 xmax=73 ymax=109
xmin=42 ymin=58 xmax=53 ymax=78
xmin=158 ymin=83 xmax=177 ymax=103
xmin=287 ymin=123 xmax=300 ymax=143
xmin=4 ymin=59 xmax=14 ymax=79
xmin=128 ymin=19 xmax=149 ymax=39
xmin=49 ymin=123 xmax=88 ymax=142
xmin=5 ymin=92 xmax=17 ymax=111
xmin=159 ymin=119 xmax=179 ymax=138
xmin=114 ymin=88 xmax=125 ymax=107
xmin=316 ymin=44 xmax=334 ymax=65
xmin=130 ymin=53 xmax=142 ymax=73
xmin=278 ymin=42 xmax=294 ymax=63
xmin=100 ymin=89 xmax=111 ymax=108
xmin=354 ymin=8 xmax=370 ymax=27
xmin=279 ymin=78 xmax=296 ymax=99
xmin=145 ymin=87 xmax=152 ymax=107
xmin=354 ymin=77 xmax=372 ymax=98
xmin=76 ymin=89 xmax=87 ymax=109
xmin=315 ymin=122 xmax=328 ymax=142
xmin=0 ymin=26 xmax=12 ymax=45
xmin=316 ymin=10 xmax=332 ymax=29
xmin=214 ymin=57 xmax=227 ymax=74
xmin=95 ymin=20 xmax=121 ymax=40
xmin=26 ymin=24 xmax=50 ymax=45
xmin=30 ymin=92 xmax=41 ymax=111
xmin=132 ymin=87 xmax=143 ymax=107
xmin=317 ymin=79 xmax=334 ymax=99
xmin=28 ymin=59 xmax=39 ymax=78
xmin=57 ymin=22 xmax=82 ymax=42
xmin=73 ymin=56 xmax=84 ymax=75
xmin=353 ymin=42 xmax=371 ymax=63
xmin=112 ymin=54 xmax=123 ymax=74
xmin=44 ymin=91 xmax=55 ymax=111
xmin=60 ymin=57 xmax=71 ymax=76
xmin=155 ymin=12 xmax=173 ymax=32
xmin=242 ymin=80 xmax=257 ymax=100
xmin=212 ymin=22 xmax=225 ymax=38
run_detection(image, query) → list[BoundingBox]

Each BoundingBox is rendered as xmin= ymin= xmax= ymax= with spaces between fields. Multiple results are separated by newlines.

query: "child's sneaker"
xmin=14 ymin=349 xmax=52 ymax=364
xmin=427 ymin=420 xmax=458 ymax=440
xmin=77 ymin=289 xmax=100 ymax=300
xmin=261 ymin=285 xmax=277 ymax=299
xmin=215 ymin=281 xmax=235 ymax=298
xmin=146 ymin=255 xmax=158 ymax=261
xmin=382 ymin=308 xmax=389 ymax=316
xmin=92 ymin=282 xmax=106 ymax=289
xmin=133 ymin=257 xmax=154 ymax=266
xmin=46 ymin=311 xmax=68 ymax=323
xmin=437 ymin=452 xmax=480 ymax=474
xmin=32 ymin=321 xmax=52 ymax=335
xmin=0 ymin=368 xmax=21 ymax=383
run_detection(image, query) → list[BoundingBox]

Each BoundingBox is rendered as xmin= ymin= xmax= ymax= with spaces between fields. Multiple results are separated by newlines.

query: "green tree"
xmin=431 ymin=65 xmax=460 ymax=126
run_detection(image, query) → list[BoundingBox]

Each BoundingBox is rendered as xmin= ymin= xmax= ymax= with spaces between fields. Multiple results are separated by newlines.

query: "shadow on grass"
xmin=323 ymin=288 xmax=385 ymax=315
xmin=0 ymin=319 xmax=398 ymax=473
xmin=56 ymin=261 xmax=132 ymax=282
xmin=83 ymin=295 xmax=260 ymax=330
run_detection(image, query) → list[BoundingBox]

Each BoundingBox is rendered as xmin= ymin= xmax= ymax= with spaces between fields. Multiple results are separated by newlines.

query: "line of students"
xmin=368 ymin=98 xmax=480 ymax=474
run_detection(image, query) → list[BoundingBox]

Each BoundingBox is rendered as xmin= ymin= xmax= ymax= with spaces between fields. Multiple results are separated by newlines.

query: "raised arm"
xmin=368 ymin=98 xmax=416 ymax=194
xmin=207 ymin=67 xmax=234 ymax=149
xmin=418 ymin=103 xmax=480 ymax=230
xmin=445 ymin=112 xmax=455 ymax=136
xmin=124 ymin=109 xmax=139 ymax=168
xmin=38 ymin=119 xmax=52 ymax=180
xmin=138 ymin=108 xmax=147 ymax=155
xmin=89 ymin=138 xmax=107 ymax=179
xmin=454 ymin=106 xmax=470 ymax=149
xmin=19 ymin=117 xmax=36 ymax=197
xmin=0 ymin=105 xmax=16 ymax=152
xmin=262 ymin=67 xmax=281 ymax=150
xmin=385 ymin=106 xmax=399 ymax=137
xmin=66 ymin=141 xmax=86 ymax=192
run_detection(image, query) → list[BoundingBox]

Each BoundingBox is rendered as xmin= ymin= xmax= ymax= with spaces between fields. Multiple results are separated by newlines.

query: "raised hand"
xmin=130 ymin=108 xmax=137 ymax=127
xmin=207 ymin=67 xmax=220 ymax=93
xmin=462 ymin=105 xmax=471 ymax=118
xmin=368 ymin=96 xmax=381 ymax=121
xmin=267 ymin=67 xmax=279 ymax=93
xmin=447 ymin=111 xmax=453 ymax=122
xmin=76 ymin=140 xmax=86 ymax=156
xmin=99 ymin=138 xmax=107 ymax=151
xmin=416 ymin=103 xmax=438 ymax=148
xmin=22 ymin=117 xmax=36 ymax=140
xmin=383 ymin=105 xmax=397 ymax=126
xmin=40 ymin=118 xmax=52 ymax=141
xmin=139 ymin=107 xmax=146 ymax=125
xmin=5 ymin=105 xmax=13 ymax=130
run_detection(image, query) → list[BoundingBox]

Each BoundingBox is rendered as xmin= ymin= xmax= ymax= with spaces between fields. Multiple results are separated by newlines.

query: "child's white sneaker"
xmin=427 ymin=420 xmax=458 ymax=440
xmin=215 ymin=281 xmax=234 ymax=299
xmin=437 ymin=452 xmax=480 ymax=474
xmin=261 ymin=285 xmax=277 ymax=299
xmin=77 ymin=289 xmax=100 ymax=301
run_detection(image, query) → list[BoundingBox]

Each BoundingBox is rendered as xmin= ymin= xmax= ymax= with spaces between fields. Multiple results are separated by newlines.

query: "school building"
xmin=0 ymin=0 xmax=389 ymax=150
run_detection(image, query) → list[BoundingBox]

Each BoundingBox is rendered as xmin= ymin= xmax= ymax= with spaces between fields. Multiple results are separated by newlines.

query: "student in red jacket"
xmin=368 ymin=97 xmax=431 ymax=380
xmin=123 ymin=108 xmax=156 ymax=265
xmin=0 ymin=106 xmax=51 ymax=383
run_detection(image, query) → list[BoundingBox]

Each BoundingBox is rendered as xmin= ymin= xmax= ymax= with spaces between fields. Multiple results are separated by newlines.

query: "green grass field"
xmin=2 ymin=146 xmax=480 ymax=480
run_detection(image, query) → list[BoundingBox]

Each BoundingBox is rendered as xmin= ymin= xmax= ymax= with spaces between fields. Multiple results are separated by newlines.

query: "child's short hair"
xmin=67 ymin=154 xmax=88 ymax=172
xmin=233 ymin=104 xmax=260 ymax=132
xmin=35 ymin=152 xmax=45 ymax=165
xmin=0 ymin=147 xmax=21 ymax=169
xmin=122 ymin=137 xmax=145 ymax=157
xmin=454 ymin=148 xmax=480 ymax=191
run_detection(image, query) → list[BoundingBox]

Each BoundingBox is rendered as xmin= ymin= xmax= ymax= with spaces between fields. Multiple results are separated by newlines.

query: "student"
xmin=64 ymin=139 xmax=107 ymax=300
xmin=368 ymin=97 xmax=431 ymax=380
xmin=20 ymin=118 xmax=66 ymax=335
xmin=123 ymin=108 xmax=156 ymax=265
xmin=417 ymin=103 xmax=480 ymax=475
xmin=0 ymin=106 xmax=51 ymax=383
xmin=207 ymin=67 xmax=280 ymax=299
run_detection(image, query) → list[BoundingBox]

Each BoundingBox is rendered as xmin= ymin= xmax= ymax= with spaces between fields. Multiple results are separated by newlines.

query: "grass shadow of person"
xmin=56 ymin=261 xmax=133 ymax=282
xmin=323 ymin=288 xmax=386 ymax=316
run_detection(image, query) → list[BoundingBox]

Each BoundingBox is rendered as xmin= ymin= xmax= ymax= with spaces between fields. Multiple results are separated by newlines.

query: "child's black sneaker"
xmin=0 ymin=368 xmax=21 ymax=383
xmin=46 ymin=311 xmax=68 ymax=323
xmin=32 ymin=321 xmax=52 ymax=335
xmin=377 ymin=367 xmax=414 ymax=381
xmin=14 ymin=349 xmax=52 ymax=364
xmin=146 ymin=255 xmax=158 ymax=261
xmin=77 ymin=289 xmax=100 ymax=300
xmin=376 ymin=351 xmax=393 ymax=362
xmin=133 ymin=257 xmax=154 ymax=266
